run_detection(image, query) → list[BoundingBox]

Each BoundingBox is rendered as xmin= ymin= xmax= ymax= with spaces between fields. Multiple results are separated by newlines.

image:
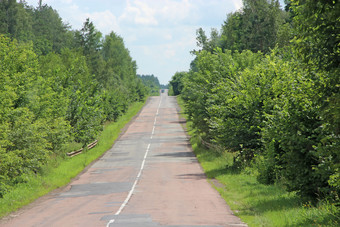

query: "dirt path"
xmin=0 ymin=91 xmax=246 ymax=227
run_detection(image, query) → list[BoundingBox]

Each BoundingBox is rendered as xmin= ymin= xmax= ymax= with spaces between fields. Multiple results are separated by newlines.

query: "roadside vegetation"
xmin=138 ymin=74 xmax=163 ymax=96
xmin=0 ymin=0 xmax=157 ymax=209
xmin=178 ymin=97 xmax=339 ymax=226
xmin=0 ymin=101 xmax=145 ymax=218
xmin=171 ymin=0 xmax=339 ymax=225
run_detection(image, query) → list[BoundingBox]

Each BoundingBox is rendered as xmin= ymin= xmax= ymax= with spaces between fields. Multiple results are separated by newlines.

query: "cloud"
xmin=85 ymin=10 xmax=120 ymax=35
xmin=119 ymin=0 xmax=198 ymax=27
xmin=120 ymin=0 xmax=158 ymax=26
xmin=158 ymin=0 xmax=197 ymax=24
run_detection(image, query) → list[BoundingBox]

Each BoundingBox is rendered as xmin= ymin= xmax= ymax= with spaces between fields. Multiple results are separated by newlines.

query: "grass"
xmin=177 ymin=96 xmax=339 ymax=227
xmin=0 ymin=100 xmax=146 ymax=218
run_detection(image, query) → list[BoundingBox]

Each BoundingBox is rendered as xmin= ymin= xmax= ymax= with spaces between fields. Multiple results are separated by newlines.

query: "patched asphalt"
xmin=0 ymin=90 xmax=246 ymax=227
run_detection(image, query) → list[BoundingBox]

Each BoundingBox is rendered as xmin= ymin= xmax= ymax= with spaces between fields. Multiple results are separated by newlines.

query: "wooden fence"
xmin=66 ymin=140 xmax=98 ymax=157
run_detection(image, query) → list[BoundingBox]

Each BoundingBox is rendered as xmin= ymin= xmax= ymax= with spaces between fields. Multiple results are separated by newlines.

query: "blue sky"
xmin=25 ymin=0 xmax=281 ymax=85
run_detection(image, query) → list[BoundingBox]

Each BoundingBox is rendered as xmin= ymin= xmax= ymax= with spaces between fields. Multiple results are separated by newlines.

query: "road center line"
xmin=107 ymin=96 xmax=162 ymax=227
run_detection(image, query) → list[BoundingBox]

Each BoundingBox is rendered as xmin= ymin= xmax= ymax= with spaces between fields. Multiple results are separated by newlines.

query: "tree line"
xmin=0 ymin=1 xmax=149 ymax=197
xmin=138 ymin=74 xmax=161 ymax=96
xmin=170 ymin=0 xmax=339 ymax=204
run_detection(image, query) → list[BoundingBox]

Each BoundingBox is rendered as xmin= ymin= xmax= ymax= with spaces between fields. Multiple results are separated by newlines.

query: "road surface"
xmin=1 ymin=91 xmax=246 ymax=227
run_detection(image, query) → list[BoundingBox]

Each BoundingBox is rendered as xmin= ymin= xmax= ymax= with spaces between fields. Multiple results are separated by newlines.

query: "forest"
xmin=0 ymin=0 xmax=149 ymax=197
xmin=138 ymin=74 xmax=163 ymax=96
xmin=170 ymin=0 xmax=339 ymax=205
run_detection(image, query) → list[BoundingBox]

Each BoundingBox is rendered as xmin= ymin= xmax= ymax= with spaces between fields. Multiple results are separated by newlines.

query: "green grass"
xmin=177 ymin=96 xmax=339 ymax=227
xmin=0 ymin=100 xmax=146 ymax=218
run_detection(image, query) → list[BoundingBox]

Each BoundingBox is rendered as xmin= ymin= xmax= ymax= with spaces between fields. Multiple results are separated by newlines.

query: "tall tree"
xmin=32 ymin=4 xmax=73 ymax=54
xmin=0 ymin=0 xmax=33 ymax=42
xmin=221 ymin=0 xmax=287 ymax=53
xmin=169 ymin=72 xmax=186 ymax=96
xmin=192 ymin=28 xmax=220 ymax=54
xmin=291 ymin=0 xmax=340 ymax=197
xmin=75 ymin=18 xmax=102 ymax=55
xmin=138 ymin=74 xmax=161 ymax=96
xmin=75 ymin=18 xmax=103 ymax=76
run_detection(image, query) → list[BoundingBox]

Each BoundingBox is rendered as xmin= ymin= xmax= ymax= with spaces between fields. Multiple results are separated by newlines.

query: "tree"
xmin=0 ymin=1 xmax=147 ymax=199
xmin=75 ymin=18 xmax=102 ymax=56
xmin=138 ymin=74 xmax=161 ymax=96
xmin=32 ymin=3 xmax=73 ymax=54
xmin=289 ymin=0 xmax=340 ymax=200
xmin=221 ymin=0 xmax=287 ymax=53
xmin=0 ymin=35 xmax=51 ymax=196
xmin=75 ymin=18 xmax=103 ymax=76
xmin=192 ymin=28 xmax=221 ymax=54
xmin=0 ymin=0 xmax=33 ymax=42
xmin=169 ymin=72 xmax=186 ymax=96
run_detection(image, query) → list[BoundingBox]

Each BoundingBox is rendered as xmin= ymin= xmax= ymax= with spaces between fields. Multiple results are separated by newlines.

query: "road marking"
xmin=151 ymin=126 xmax=156 ymax=136
xmin=107 ymin=96 xmax=162 ymax=227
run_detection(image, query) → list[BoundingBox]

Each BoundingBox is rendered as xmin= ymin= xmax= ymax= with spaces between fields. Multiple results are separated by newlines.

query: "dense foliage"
xmin=169 ymin=72 xmax=186 ymax=96
xmin=138 ymin=74 xmax=161 ymax=96
xmin=170 ymin=0 xmax=339 ymax=204
xmin=0 ymin=1 xmax=148 ymax=197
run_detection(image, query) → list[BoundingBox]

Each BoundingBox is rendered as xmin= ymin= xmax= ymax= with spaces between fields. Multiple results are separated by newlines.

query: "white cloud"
xmin=85 ymin=10 xmax=120 ymax=35
xmin=120 ymin=0 xmax=158 ymax=26
xmin=119 ymin=0 xmax=198 ymax=27
xmin=158 ymin=0 xmax=196 ymax=24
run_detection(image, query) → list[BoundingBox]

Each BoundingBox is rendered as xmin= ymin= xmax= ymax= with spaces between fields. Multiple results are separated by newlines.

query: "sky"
xmin=24 ymin=0 xmax=245 ymax=84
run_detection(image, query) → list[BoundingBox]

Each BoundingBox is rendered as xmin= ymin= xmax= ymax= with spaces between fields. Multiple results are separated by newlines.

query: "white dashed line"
xmin=107 ymin=96 xmax=162 ymax=227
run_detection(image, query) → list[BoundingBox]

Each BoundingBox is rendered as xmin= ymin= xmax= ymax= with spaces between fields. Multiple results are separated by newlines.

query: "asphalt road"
xmin=1 ymin=90 xmax=246 ymax=227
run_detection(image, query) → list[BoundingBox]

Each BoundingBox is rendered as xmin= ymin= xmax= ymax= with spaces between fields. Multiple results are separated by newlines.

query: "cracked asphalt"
xmin=0 ymin=90 xmax=246 ymax=227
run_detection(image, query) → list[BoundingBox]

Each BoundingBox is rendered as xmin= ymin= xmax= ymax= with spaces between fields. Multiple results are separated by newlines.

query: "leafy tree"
xmin=173 ymin=0 xmax=339 ymax=202
xmin=169 ymin=72 xmax=186 ymax=96
xmin=0 ymin=2 xmax=146 ymax=199
xmin=75 ymin=18 xmax=104 ymax=76
xmin=207 ymin=50 xmax=264 ymax=154
xmin=0 ymin=36 xmax=50 ymax=195
xmin=75 ymin=18 xmax=102 ymax=55
xmin=181 ymin=49 xmax=240 ymax=138
xmin=192 ymin=28 xmax=221 ymax=55
xmin=0 ymin=0 xmax=33 ymax=42
xmin=181 ymin=48 xmax=263 ymax=164
xmin=40 ymin=49 xmax=105 ymax=145
xmin=257 ymin=50 xmax=339 ymax=200
xmin=138 ymin=74 xmax=161 ymax=96
xmin=100 ymin=32 xmax=126 ymax=86
xmin=291 ymin=0 xmax=339 ymax=71
xmin=101 ymin=31 xmax=145 ymax=103
xmin=278 ymin=0 xmax=340 ymax=200
xmin=221 ymin=0 xmax=288 ymax=53
xmin=32 ymin=3 xmax=73 ymax=54
xmin=220 ymin=11 xmax=243 ymax=52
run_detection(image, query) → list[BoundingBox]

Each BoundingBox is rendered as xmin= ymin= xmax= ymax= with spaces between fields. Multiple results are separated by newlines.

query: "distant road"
xmin=1 ymin=90 xmax=246 ymax=227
